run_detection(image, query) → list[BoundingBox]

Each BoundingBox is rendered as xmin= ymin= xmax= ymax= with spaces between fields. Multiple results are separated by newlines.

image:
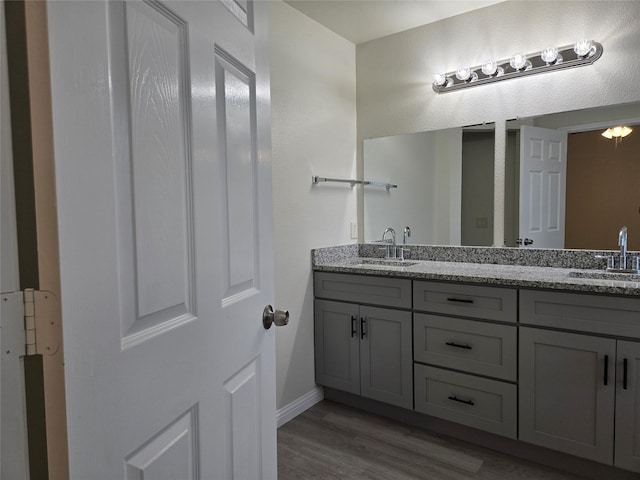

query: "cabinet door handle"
xmin=624 ymin=358 xmax=628 ymax=390
xmin=351 ymin=315 xmax=357 ymax=338
xmin=360 ymin=318 xmax=367 ymax=339
xmin=604 ymin=355 xmax=609 ymax=386
xmin=448 ymin=395 xmax=474 ymax=406
xmin=446 ymin=297 xmax=474 ymax=304
xmin=445 ymin=341 xmax=472 ymax=350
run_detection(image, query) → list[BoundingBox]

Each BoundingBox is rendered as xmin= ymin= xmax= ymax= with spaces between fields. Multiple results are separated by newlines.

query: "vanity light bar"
xmin=432 ymin=40 xmax=603 ymax=94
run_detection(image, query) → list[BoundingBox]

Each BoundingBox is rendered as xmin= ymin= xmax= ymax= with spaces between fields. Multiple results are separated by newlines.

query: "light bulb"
xmin=574 ymin=39 xmax=593 ymax=57
xmin=612 ymin=126 xmax=632 ymax=138
xmin=433 ymin=73 xmax=447 ymax=86
xmin=541 ymin=46 xmax=559 ymax=64
xmin=509 ymin=53 xmax=528 ymax=70
xmin=481 ymin=60 xmax=498 ymax=76
xmin=602 ymin=126 xmax=633 ymax=139
xmin=456 ymin=67 xmax=472 ymax=81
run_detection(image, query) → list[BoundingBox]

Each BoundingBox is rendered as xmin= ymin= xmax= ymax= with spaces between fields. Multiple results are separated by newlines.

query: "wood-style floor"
xmin=277 ymin=400 xmax=587 ymax=480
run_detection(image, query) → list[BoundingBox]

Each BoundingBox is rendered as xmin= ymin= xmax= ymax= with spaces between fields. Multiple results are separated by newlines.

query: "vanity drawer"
xmin=414 ymin=364 xmax=517 ymax=439
xmin=413 ymin=313 xmax=517 ymax=381
xmin=520 ymin=290 xmax=640 ymax=338
xmin=314 ymin=272 xmax=411 ymax=309
xmin=413 ymin=281 xmax=517 ymax=323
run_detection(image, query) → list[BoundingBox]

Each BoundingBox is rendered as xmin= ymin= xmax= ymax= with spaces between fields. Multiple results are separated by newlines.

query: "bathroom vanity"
xmin=312 ymin=244 xmax=640 ymax=478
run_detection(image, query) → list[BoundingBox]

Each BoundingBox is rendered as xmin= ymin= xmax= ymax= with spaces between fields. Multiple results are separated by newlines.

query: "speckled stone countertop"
xmin=312 ymin=244 xmax=640 ymax=297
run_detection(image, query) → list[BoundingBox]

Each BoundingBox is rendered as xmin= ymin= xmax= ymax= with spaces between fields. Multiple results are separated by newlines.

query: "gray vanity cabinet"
xmin=519 ymin=327 xmax=616 ymax=464
xmin=314 ymin=299 xmax=413 ymax=409
xmin=314 ymin=273 xmax=413 ymax=409
xmin=520 ymin=289 xmax=640 ymax=473
xmin=413 ymin=281 xmax=518 ymax=439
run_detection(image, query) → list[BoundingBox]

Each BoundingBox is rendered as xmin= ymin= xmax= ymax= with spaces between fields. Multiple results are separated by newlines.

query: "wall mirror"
xmin=506 ymin=102 xmax=640 ymax=251
xmin=363 ymin=124 xmax=495 ymax=246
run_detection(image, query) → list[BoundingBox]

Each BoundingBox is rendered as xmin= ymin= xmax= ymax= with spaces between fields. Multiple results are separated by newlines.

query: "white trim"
xmin=276 ymin=387 xmax=324 ymax=428
xmin=560 ymin=116 xmax=640 ymax=134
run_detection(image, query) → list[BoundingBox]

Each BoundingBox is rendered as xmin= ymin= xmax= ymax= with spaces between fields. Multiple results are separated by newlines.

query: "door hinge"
xmin=23 ymin=289 xmax=60 ymax=356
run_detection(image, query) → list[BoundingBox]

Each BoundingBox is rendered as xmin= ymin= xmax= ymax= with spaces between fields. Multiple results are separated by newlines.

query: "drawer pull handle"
xmin=604 ymin=355 xmax=609 ymax=386
xmin=624 ymin=358 xmax=628 ymax=390
xmin=351 ymin=315 xmax=357 ymax=338
xmin=446 ymin=297 xmax=474 ymax=304
xmin=445 ymin=341 xmax=472 ymax=350
xmin=360 ymin=318 xmax=367 ymax=339
xmin=448 ymin=395 xmax=474 ymax=406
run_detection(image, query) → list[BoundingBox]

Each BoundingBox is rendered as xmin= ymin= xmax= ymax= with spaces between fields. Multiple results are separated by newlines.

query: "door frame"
xmin=3 ymin=1 xmax=68 ymax=478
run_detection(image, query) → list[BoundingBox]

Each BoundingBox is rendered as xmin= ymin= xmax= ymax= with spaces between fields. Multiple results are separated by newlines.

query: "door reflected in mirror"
xmin=506 ymin=103 xmax=640 ymax=251
xmin=363 ymin=124 xmax=495 ymax=246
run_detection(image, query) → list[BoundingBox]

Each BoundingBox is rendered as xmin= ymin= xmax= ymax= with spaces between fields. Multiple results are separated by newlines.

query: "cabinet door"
xmin=615 ymin=340 xmax=640 ymax=473
xmin=519 ymin=327 xmax=616 ymax=464
xmin=314 ymin=300 xmax=360 ymax=394
xmin=360 ymin=306 xmax=413 ymax=409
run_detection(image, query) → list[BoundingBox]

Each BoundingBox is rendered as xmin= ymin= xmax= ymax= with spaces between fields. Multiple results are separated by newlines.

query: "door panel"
xmin=519 ymin=327 xmax=615 ymax=464
xmin=615 ymin=341 xmax=640 ymax=473
xmin=360 ymin=306 xmax=412 ymax=409
xmin=519 ymin=125 xmax=567 ymax=248
xmin=117 ymin=0 xmax=197 ymax=346
xmin=216 ymin=48 xmax=259 ymax=302
xmin=46 ymin=1 xmax=275 ymax=478
xmin=125 ymin=407 xmax=198 ymax=480
xmin=224 ymin=359 xmax=261 ymax=480
xmin=314 ymin=300 xmax=360 ymax=394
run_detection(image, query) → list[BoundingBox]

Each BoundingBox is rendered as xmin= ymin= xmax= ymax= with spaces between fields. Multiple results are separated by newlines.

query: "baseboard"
xmin=276 ymin=386 xmax=324 ymax=428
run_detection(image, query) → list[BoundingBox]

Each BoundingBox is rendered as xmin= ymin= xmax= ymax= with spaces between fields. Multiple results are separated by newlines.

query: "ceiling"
xmin=283 ymin=0 xmax=506 ymax=45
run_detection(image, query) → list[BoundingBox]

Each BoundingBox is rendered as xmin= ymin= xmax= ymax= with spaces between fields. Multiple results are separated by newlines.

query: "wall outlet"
xmin=476 ymin=217 xmax=489 ymax=229
xmin=350 ymin=221 xmax=358 ymax=239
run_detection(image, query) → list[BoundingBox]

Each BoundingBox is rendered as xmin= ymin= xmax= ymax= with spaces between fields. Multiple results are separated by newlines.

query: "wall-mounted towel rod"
xmin=311 ymin=175 xmax=397 ymax=191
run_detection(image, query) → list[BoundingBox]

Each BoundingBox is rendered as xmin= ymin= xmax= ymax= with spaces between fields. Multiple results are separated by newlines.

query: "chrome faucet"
xmin=619 ymin=226 xmax=628 ymax=269
xmin=403 ymin=226 xmax=411 ymax=245
xmin=382 ymin=227 xmax=396 ymax=258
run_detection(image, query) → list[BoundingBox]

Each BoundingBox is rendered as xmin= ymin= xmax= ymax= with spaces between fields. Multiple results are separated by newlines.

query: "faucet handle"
xmin=595 ymin=254 xmax=615 ymax=270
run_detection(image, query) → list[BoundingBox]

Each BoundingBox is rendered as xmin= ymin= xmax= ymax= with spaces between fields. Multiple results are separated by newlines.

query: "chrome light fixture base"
xmin=432 ymin=41 xmax=603 ymax=94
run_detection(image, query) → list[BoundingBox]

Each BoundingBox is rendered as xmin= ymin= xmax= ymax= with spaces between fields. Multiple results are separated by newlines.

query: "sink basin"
xmin=568 ymin=271 xmax=640 ymax=282
xmin=355 ymin=259 xmax=418 ymax=267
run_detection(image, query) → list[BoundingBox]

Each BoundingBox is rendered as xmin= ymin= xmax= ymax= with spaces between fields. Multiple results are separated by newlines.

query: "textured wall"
xmin=269 ymin=1 xmax=357 ymax=409
xmin=356 ymin=0 xmax=640 ymax=245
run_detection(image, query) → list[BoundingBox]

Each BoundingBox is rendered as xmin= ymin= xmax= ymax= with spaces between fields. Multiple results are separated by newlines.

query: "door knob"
xmin=263 ymin=305 xmax=289 ymax=329
xmin=516 ymin=238 xmax=534 ymax=246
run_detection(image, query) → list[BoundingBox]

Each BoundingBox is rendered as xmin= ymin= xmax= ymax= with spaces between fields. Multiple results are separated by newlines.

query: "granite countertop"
xmin=312 ymin=245 xmax=640 ymax=297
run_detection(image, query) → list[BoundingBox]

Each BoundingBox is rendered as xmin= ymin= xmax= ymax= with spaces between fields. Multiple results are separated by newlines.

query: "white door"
xmin=519 ymin=125 xmax=567 ymax=249
xmin=47 ymin=1 xmax=277 ymax=478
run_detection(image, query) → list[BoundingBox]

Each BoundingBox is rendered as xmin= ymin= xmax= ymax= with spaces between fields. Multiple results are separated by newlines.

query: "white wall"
xmin=357 ymin=0 xmax=640 ymax=245
xmin=363 ymin=128 xmax=461 ymax=245
xmin=269 ymin=1 xmax=357 ymax=409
